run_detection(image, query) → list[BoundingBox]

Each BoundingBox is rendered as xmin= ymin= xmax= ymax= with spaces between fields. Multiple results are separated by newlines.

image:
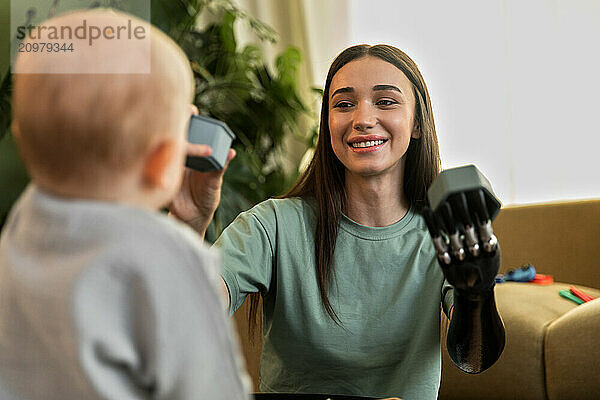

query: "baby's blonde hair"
xmin=13 ymin=9 xmax=194 ymax=188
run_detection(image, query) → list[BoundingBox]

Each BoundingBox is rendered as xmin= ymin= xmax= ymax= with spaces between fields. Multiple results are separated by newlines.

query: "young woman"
xmin=171 ymin=44 xmax=505 ymax=400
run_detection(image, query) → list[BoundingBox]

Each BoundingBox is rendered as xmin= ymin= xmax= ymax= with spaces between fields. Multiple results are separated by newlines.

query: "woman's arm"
xmin=220 ymin=277 xmax=231 ymax=311
xmin=446 ymin=286 xmax=505 ymax=373
xmin=168 ymin=105 xmax=236 ymax=240
xmin=169 ymin=146 xmax=236 ymax=239
xmin=424 ymin=190 xmax=505 ymax=373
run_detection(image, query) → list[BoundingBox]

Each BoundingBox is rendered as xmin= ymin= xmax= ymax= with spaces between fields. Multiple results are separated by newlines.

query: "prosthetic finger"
xmin=450 ymin=192 xmax=480 ymax=257
xmin=441 ymin=202 xmax=466 ymax=262
xmin=424 ymin=207 xmax=451 ymax=265
xmin=472 ymin=189 xmax=498 ymax=253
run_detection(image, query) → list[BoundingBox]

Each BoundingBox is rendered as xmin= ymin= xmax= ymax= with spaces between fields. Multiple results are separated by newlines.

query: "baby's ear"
xmin=11 ymin=120 xmax=20 ymax=137
xmin=142 ymin=138 xmax=177 ymax=189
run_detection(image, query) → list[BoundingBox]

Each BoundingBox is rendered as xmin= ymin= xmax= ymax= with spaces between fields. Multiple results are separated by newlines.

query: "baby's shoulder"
xmin=76 ymin=211 xmax=221 ymax=309
xmin=99 ymin=209 xmax=217 ymax=280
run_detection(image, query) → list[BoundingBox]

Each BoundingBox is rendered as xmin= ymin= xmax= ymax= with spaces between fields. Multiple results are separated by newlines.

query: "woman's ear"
xmin=411 ymin=119 xmax=422 ymax=139
xmin=142 ymin=139 xmax=177 ymax=189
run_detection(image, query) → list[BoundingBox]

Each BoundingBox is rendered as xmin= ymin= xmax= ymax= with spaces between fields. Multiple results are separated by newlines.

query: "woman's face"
xmin=328 ymin=56 xmax=419 ymax=178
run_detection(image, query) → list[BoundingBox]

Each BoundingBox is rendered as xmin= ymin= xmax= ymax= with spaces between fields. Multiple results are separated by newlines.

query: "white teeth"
xmin=351 ymin=140 xmax=385 ymax=148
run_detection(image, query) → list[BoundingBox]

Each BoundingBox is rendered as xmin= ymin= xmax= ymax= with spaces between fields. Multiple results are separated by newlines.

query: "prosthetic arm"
xmin=424 ymin=166 xmax=506 ymax=374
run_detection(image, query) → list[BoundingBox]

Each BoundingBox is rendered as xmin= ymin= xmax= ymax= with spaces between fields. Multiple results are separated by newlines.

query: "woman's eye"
xmin=333 ymin=101 xmax=354 ymax=108
xmin=376 ymin=99 xmax=398 ymax=106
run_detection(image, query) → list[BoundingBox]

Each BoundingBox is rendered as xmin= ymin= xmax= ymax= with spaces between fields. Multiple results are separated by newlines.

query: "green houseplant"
xmin=0 ymin=0 xmax=315 ymax=238
xmin=154 ymin=0 xmax=314 ymax=242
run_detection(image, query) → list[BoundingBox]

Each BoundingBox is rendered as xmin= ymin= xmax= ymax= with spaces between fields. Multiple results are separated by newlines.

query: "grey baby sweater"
xmin=0 ymin=185 xmax=250 ymax=400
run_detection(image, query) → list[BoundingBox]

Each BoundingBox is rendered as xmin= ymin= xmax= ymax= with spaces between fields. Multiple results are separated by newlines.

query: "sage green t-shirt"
xmin=214 ymin=198 xmax=450 ymax=400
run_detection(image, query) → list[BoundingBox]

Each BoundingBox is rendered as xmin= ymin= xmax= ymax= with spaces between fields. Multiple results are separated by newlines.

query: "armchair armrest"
xmin=545 ymin=298 xmax=600 ymax=400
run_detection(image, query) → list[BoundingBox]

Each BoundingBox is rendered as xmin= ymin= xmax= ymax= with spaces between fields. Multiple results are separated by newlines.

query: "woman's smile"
xmin=347 ymin=136 xmax=389 ymax=152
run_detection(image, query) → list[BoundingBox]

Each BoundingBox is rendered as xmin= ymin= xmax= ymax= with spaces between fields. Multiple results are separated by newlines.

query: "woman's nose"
xmin=352 ymin=102 xmax=376 ymax=131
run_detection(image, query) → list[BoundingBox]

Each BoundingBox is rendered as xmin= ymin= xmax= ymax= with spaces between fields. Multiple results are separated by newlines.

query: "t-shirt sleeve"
xmin=442 ymin=279 xmax=454 ymax=319
xmin=212 ymin=208 xmax=275 ymax=315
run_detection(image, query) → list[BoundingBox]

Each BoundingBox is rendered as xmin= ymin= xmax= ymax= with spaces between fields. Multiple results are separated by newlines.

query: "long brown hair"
xmin=248 ymin=44 xmax=441 ymax=334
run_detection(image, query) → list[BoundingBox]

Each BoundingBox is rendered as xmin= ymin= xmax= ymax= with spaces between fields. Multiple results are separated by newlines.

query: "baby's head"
xmin=12 ymin=9 xmax=194 ymax=209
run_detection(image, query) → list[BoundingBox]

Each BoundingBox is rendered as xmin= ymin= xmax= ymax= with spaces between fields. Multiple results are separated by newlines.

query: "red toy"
xmin=569 ymin=286 xmax=595 ymax=303
xmin=531 ymin=274 xmax=553 ymax=285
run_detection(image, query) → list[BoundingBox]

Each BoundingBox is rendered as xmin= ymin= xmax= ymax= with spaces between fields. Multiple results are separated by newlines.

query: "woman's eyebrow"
xmin=373 ymin=84 xmax=402 ymax=93
xmin=330 ymin=85 xmax=402 ymax=98
xmin=331 ymin=87 xmax=354 ymax=98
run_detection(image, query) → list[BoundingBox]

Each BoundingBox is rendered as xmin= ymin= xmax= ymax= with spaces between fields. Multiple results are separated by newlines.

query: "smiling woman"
xmin=279 ymin=44 xmax=441 ymax=326
xmin=173 ymin=44 xmax=447 ymax=399
xmin=328 ymin=57 xmax=420 ymax=183
xmin=171 ymin=43 xmax=505 ymax=399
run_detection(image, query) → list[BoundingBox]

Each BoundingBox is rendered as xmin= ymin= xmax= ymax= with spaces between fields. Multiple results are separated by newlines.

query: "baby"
xmin=0 ymin=9 xmax=249 ymax=400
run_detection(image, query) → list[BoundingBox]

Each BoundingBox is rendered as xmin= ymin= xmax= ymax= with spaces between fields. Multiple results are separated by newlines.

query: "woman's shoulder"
xmin=405 ymin=207 xmax=434 ymax=238
xmin=221 ymin=197 xmax=316 ymax=243
xmin=247 ymin=196 xmax=316 ymax=221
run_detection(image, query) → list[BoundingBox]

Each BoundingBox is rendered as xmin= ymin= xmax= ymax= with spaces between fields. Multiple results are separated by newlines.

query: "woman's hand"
xmin=169 ymin=105 xmax=236 ymax=239
xmin=423 ymin=189 xmax=500 ymax=296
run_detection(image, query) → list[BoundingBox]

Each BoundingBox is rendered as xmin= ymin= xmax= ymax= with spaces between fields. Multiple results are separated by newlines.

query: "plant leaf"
xmin=219 ymin=11 xmax=237 ymax=53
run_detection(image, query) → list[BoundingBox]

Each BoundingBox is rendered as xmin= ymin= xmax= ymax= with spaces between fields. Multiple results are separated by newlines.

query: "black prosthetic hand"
xmin=424 ymin=189 xmax=505 ymax=373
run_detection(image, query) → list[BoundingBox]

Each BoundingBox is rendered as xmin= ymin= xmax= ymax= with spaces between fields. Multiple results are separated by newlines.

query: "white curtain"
xmin=232 ymin=0 xmax=600 ymax=205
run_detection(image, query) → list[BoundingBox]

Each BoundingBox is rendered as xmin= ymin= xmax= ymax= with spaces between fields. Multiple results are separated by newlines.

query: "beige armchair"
xmin=440 ymin=199 xmax=600 ymax=400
